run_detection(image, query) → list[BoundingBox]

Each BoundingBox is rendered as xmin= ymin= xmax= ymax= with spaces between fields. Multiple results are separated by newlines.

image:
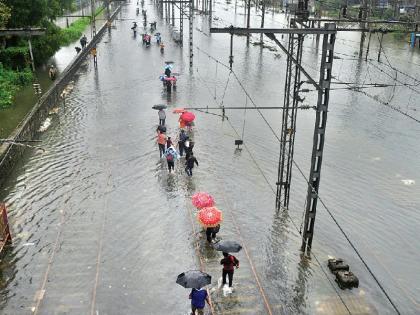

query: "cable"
xmin=194 ymin=47 xmax=402 ymax=314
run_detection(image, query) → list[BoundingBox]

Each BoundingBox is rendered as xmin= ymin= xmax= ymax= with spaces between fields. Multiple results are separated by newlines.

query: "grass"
xmin=59 ymin=6 xmax=105 ymax=46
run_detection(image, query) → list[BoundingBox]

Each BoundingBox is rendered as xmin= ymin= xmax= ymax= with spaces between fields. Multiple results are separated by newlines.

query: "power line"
xmin=194 ymin=54 xmax=352 ymax=314
xmin=194 ymin=46 xmax=402 ymax=314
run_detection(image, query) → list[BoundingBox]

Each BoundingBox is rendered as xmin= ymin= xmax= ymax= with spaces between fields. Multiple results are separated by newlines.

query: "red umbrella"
xmin=197 ymin=207 xmax=222 ymax=228
xmin=192 ymin=192 xmax=215 ymax=209
xmin=180 ymin=111 xmax=195 ymax=123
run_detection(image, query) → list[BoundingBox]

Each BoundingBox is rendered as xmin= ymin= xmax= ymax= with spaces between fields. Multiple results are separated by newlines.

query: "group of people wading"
xmin=155 ymin=108 xmax=241 ymax=315
xmin=156 ymin=108 xmax=198 ymax=176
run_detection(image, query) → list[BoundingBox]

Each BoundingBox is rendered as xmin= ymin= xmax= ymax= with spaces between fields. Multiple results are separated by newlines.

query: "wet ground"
xmin=1 ymin=1 xmax=420 ymax=314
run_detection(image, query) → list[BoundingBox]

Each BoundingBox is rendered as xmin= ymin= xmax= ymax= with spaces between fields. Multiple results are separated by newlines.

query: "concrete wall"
xmin=0 ymin=4 xmax=123 ymax=190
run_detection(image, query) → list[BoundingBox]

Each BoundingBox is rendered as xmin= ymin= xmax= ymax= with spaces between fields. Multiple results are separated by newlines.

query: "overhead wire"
xmin=193 ymin=46 xmax=402 ymax=315
xmin=194 ymin=48 xmax=353 ymax=315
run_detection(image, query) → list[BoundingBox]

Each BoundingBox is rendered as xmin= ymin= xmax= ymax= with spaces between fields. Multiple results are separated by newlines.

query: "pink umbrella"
xmin=180 ymin=111 xmax=195 ymax=123
xmin=192 ymin=192 xmax=215 ymax=209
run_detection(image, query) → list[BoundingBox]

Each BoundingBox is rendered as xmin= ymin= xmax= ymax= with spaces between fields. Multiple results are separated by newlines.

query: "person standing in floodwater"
xmin=185 ymin=153 xmax=198 ymax=176
xmin=178 ymin=129 xmax=188 ymax=156
xmin=220 ymin=252 xmax=239 ymax=288
xmin=158 ymin=108 xmax=166 ymax=126
xmin=80 ymin=35 xmax=87 ymax=48
xmin=164 ymin=146 xmax=179 ymax=173
xmin=157 ymin=131 xmax=166 ymax=158
xmin=185 ymin=141 xmax=194 ymax=160
xmin=206 ymin=224 xmax=220 ymax=243
xmin=189 ymin=288 xmax=210 ymax=315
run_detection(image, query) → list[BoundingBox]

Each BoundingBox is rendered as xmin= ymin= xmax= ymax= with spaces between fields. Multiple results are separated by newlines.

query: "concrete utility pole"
xmin=189 ymin=0 xmax=193 ymax=67
xmin=260 ymin=0 xmax=266 ymax=43
xmin=359 ymin=0 xmax=368 ymax=55
xmin=247 ymin=0 xmax=251 ymax=30
xmin=91 ymin=0 xmax=97 ymax=38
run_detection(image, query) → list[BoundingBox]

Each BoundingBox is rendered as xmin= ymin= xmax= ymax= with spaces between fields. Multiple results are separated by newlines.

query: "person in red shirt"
xmin=157 ymin=131 xmax=166 ymax=158
xmin=220 ymin=252 xmax=239 ymax=287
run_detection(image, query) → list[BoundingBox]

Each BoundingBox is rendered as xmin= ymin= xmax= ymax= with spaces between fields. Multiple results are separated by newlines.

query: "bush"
xmin=0 ymin=63 xmax=33 ymax=108
xmin=59 ymin=16 xmax=91 ymax=46
xmin=0 ymin=46 xmax=30 ymax=69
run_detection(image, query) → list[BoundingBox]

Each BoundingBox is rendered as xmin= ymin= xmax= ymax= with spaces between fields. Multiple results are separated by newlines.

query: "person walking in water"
xmin=178 ymin=129 xmax=189 ymax=156
xmin=185 ymin=153 xmax=198 ymax=176
xmin=80 ymin=35 xmax=87 ymax=48
xmin=48 ymin=65 xmax=57 ymax=80
xmin=189 ymin=288 xmax=210 ymax=315
xmin=220 ymin=252 xmax=239 ymax=288
xmin=166 ymin=136 xmax=173 ymax=149
xmin=185 ymin=141 xmax=194 ymax=160
xmin=206 ymin=224 xmax=220 ymax=243
xmin=157 ymin=131 xmax=166 ymax=158
xmin=164 ymin=145 xmax=179 ymax=173
xmin=158 ymin=108 xmax=166 ymax=126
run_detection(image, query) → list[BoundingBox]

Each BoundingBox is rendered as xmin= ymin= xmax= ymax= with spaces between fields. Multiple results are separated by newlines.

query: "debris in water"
xmin=49 ymin=107 xmax=59 ymax=115
xmin=401 ymin=179 xmax=415 ymax=185
xmin=39 ymin=117 xmax=52 ymax=132
xmin=22 ymin=242 xmax=35 ymax=246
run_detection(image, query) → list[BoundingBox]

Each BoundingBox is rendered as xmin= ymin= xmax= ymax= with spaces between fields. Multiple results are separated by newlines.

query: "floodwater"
xmin=1 ymin=1 xmax=420 ymax=314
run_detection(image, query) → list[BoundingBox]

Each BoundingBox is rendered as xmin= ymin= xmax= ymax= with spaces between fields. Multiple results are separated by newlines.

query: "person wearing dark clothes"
xmin=164 ymin=67 xmax=171 ymax=77
xmin=178 ymin=129 xmax=189 ymax=156
xmin=189 ymin=288 xmax=210 ymax=315
xmin=166 ymin=136 xmax=173 ymax=149
xmin=80 ymin=35 xmax=87 ymax=48
xmin=185 ymin=153 xmax=198 ymax=176
xmin=206 ymin=224 xmax=220 ymax=243
xmin=220 ymin=252 xmax=239 ymax=287
xmin=158 ymin=108 xmax=166 ymax=126
xmin=75 ymin=46 xmax=81 ymax=54
xmin=185 ymin=141 xmax=194 ymax=160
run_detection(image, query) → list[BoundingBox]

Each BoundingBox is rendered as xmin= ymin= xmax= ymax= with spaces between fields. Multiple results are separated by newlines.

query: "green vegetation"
xmin=60 ymin=17 xmax=91 ymax=46
xmin=60 ymin=6 xmax=104 ymax=46
xmin=0 ymin=0 xmax=104 ymax=109
xmin=0 ymin=64 xmax=33 ymax=108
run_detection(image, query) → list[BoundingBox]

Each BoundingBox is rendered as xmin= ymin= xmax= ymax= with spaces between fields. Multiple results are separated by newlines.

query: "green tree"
xmin=0 ymin=0 xmax=11 ymax=28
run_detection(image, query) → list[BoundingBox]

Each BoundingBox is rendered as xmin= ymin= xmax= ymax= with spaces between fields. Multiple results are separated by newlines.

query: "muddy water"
xmin=0 ymin=1 xmax=419 ymax=314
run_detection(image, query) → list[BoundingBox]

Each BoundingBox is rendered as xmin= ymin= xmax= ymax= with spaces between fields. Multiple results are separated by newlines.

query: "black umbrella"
xmin=157 ymin=125 xmax=166 ymax=133
xmin=176 ymin=270 xmax=211 ymax=289
xmin=152 ymin=104 xmax=167 ymax=110
xmin=213 ymin=240 xmax=242 ymax=253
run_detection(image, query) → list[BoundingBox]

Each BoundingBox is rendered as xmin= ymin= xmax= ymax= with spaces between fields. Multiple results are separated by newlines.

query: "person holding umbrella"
xmin=206 ymin=224 xmax=220 ymax=243
xmin=220 ymin=252 xmax=239 ymax=288
xmin=176 ymin=270 xmax=212 ymax=315
xmin=189 ymin=288 xmax=210 ymax=315
xmin=158 ymin=108 xmax=166 ymax=126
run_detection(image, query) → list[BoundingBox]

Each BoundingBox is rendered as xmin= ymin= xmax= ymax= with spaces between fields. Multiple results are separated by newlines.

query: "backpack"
xmin=166 ymin=153 xmax=174 ymax=161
